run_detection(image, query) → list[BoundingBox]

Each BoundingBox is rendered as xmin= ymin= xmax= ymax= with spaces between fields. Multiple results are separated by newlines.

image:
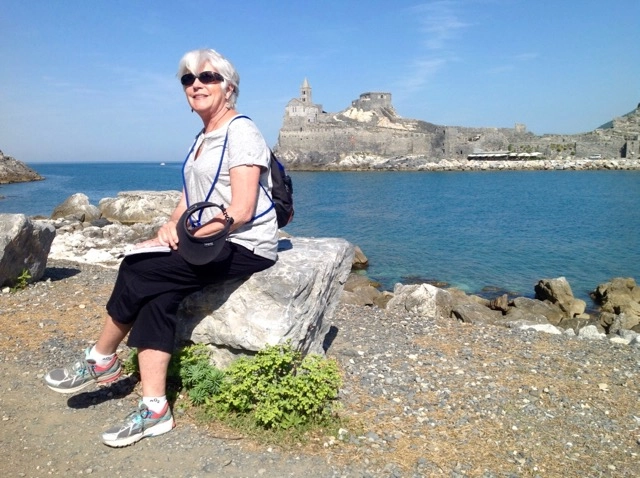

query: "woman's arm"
xmin=192 ymin=164 xmax=262 ymax=237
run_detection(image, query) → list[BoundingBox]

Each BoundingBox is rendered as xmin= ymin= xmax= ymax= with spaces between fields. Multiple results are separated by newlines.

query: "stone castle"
xmin=274 ymin=79 xmax=640 ymax=170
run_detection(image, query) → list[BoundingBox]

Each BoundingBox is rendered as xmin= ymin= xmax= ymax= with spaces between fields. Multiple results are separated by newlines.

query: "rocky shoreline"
xmin=0 ymin=150 xmax=44 ymax=184
xmin=290 ymin=156 xmax=640 ymax=172
xmin=2 ymin=188 xmax=640 ymax=475
xmin=2 ymin=256 xmax=640 ymax=477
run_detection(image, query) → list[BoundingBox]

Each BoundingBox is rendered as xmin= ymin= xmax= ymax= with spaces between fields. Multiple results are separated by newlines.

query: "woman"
xmin=44 ymin=49 xmax=279 ymax=447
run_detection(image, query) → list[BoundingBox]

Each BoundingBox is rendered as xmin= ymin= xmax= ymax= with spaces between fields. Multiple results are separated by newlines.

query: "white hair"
xmin=177 ymin=49 xmax=240 ymax=108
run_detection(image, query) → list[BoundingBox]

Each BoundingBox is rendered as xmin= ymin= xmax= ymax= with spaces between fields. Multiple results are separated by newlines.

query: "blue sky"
xmin=1 ymin=0 xmax=638 ymax=163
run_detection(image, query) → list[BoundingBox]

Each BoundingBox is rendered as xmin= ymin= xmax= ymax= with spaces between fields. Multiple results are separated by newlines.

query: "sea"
xmin=1 ymin=162 xmax=639 ymax=305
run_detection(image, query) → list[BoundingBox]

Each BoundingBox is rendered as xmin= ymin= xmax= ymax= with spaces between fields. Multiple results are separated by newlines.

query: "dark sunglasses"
xmin=180 ymin=71 xmax=224 ymax=86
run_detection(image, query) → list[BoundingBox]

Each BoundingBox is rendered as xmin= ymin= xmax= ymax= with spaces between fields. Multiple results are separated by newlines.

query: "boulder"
xmin=99 ymin=190 xmax=181 ymax=224
xmin=590 ymin=278 xmax=640 ymax=330
xmin=534 ymin=277 xmax=586 ymax=319
xmin=0 ymin=214 xmax=55 ymax=287
xmin=176 ymin=237 xmax=354 ymax=368
xmin=51 ymin=193 xmax=101 ymax=222
xmin=504 ymin=306 xmax=550 ymax=326
xmin=451 ymin=300 xmax=504 ymax=325
xmin=386 ymin=283 xmax=453 ymax=319
xmin=340 ymin=273 xmax=386 ymax=307
xmin=351 ymin=245 xmax=369 ymax=270
xmin=508 ymin=296 xmax=565 ymax=326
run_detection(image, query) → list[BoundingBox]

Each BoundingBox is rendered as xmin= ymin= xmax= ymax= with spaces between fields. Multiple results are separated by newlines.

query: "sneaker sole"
xmin=102 ymin=417 xmax=175 ymax=448
xmin=45 ymin=368 xmax=123 ymax=394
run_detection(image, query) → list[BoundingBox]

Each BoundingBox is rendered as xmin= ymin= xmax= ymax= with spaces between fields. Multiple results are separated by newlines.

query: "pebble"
xmin=1 ymin=259 xmax=639 ymax=477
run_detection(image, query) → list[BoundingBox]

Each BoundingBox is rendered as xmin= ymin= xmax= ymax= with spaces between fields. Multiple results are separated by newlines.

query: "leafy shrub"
xmin=178 ymin=345 xmax=225 ymax=405
xmin=213 ymin=342 xmax=342 ymax=429
xmin=123 ymin=344 xmax=224 ymax=404
xmin=123 ymin=342 xmax=343 ymax=431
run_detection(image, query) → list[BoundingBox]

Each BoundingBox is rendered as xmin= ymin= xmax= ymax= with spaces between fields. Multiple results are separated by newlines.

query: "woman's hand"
xmin=156 ymin=219 xmax=179 ymax=249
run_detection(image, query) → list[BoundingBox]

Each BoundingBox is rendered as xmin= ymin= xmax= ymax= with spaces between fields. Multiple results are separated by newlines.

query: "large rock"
xmin=508 ymin=296 xmax=565 ymax=326
xmin=534 ymin=277 xmax=586 ymax=319
xmin=591 ymin=278 xmax=640 ymax=331
xmin=176 ymin=237 xmax=354 ymax=368
xmin=386 ymin=283 xmax=453 ymax=319
xmin=0 ymin=214 xmax=55 ymax=287
xmin=51 ymin=193 xmax=101 ymax=222
xmin=451 ymin=300 xmax=504 ymax=325
xmin=340 ymin=273 xmax=388 ymax=307
xmin=99 ymin=191 xmax=181 ymax=224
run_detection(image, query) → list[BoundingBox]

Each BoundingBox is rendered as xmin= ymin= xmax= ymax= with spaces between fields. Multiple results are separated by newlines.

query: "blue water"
xmin=2 ymin=163 xmax=639 ymax=303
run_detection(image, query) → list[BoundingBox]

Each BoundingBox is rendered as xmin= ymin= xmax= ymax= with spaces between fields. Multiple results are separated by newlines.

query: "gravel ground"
xmin=1 ymin=259 xmax=639 ymax=477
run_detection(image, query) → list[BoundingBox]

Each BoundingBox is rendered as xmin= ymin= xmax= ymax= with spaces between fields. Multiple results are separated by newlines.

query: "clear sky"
xmin=1 ymin=0 xmax=638 ymax=163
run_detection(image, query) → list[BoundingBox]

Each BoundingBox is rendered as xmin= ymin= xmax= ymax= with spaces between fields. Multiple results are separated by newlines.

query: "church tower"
xmin=300 ymin=78 xmax=312 ymax=104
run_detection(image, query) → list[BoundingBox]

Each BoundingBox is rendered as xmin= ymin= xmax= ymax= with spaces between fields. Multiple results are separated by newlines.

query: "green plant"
xmin=213 ymin=342 xmax=342 ymax=429
xmin=178 ymin=345 xmax=225 ymax=405
xmin=122 ymin=344 xmax=224 ymax=404
xmin=10 ymin=269 xmax=31 ymax=292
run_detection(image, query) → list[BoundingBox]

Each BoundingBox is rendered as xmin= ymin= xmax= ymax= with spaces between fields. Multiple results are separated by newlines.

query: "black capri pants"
xmin=106 ymin=241 xmax=275 ymax=354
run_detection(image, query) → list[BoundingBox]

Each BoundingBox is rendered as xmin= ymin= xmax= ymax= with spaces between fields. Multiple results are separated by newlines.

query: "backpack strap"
xmin=222 ymin=115 xmax=275 ymax=223
xmin=181 ymin=115 xmax=274 ymax=226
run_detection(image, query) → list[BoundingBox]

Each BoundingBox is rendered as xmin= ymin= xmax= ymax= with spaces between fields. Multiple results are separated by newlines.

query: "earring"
xmin=191 ymin=108 xmax=194 ymax=113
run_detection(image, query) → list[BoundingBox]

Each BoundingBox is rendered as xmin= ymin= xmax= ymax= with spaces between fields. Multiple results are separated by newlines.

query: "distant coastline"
xmin=0 ymin=150 xmax=44 ymax=184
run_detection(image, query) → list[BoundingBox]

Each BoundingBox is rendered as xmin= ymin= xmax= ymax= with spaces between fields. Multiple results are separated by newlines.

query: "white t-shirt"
xmin=182 ymin=116 xmax=278 ymax=261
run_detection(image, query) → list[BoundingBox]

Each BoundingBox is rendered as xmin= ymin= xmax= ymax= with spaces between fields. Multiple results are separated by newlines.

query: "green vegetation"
xmin=508 ymin=144 xmax=536 ymax=153
xmin=123 ymin=341 xmax=343 ymax=436
xmin=550 ymin=142 xmax=577 ymax=153
xmin=10 ymin=269 xmax=32 ymax=292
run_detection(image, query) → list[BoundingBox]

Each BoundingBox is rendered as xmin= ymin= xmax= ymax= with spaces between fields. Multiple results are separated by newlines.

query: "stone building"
xmin=283 ymin=78 xmax=323 ymax=125
xmin=275 ymin=79 xmax=638 ymax=169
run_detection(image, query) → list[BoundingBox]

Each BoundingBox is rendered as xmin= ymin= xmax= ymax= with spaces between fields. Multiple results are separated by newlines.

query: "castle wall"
xmin=277 ymin=125 xmax=444 ymax=167
xmin=276 ymin=80 xmax=638 ymax=168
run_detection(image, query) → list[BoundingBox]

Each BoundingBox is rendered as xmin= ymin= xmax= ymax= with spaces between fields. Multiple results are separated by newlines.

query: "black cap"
xmin=176 ymin=202 xmax=233 ymax=265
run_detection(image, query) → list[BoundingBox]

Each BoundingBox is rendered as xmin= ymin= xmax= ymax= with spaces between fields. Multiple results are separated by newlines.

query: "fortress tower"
xmin=300 ymin=78 xmax=312 ymax=104
xmin=283 ymin=78 xmax=323 ymax=124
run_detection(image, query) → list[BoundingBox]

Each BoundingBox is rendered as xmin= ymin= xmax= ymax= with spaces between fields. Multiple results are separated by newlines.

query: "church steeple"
xmin=300 ymin=78 xmax=312 ymax=104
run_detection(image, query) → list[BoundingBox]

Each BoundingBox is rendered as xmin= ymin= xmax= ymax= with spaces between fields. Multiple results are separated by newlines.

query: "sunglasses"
xmin=180 ymin=71 xmax=224 ymax=86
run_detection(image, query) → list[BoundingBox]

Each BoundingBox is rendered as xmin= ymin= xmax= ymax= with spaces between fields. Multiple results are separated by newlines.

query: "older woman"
xmin=44 ymin=49 xmax=278 ymax=447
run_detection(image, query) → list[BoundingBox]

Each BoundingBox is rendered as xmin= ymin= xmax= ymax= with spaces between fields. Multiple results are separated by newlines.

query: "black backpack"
xmin=268 ymin=151 xmax=294 ymax=228
xmin=209 ymin=115 xmax=294 ymax=228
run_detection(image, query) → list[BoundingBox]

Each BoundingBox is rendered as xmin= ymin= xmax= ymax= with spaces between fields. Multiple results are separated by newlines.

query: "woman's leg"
xmin=94 ymin=315 xmax=132 ymax=355
xmin=138 ymin=348 xmax=171 ymax=397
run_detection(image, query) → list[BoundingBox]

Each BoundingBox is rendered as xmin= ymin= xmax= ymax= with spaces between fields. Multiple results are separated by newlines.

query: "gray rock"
xmin=386 ymin=283 xmax=453 ymax=319
xmin=0 ymin=214 xmax=55 ymax=287
xmin=51 ymin=193 xmax=101 ymax=222
xmin=578 ymin=325 xmax=606 ymax=340
xmin=451 ymin=300 xmax=504 ymax=325
xmin=99 ymin=190 xmax=181 ymax=224
xmin=514 ymin=322 xmax=562 ymax=335
xmin=176 ymin=237 xmax=354 ymax=368
xmin=509 ymin=296 xmax=565 ymax=326
xmin=504 ymin=307 xmax=550 ymax=325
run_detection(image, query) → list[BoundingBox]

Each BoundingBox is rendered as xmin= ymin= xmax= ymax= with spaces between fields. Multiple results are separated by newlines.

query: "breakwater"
xmin=296 ymin=156 xmax=640 ymax=172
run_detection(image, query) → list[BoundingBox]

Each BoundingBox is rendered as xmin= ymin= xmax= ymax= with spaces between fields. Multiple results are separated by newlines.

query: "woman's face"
xmin=183 ymin=62 xmax=232 ymax=117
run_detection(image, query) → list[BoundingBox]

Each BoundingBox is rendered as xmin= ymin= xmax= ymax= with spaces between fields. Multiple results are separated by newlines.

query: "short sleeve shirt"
xmin=182 ymin=116 xmax=278 ymax=260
